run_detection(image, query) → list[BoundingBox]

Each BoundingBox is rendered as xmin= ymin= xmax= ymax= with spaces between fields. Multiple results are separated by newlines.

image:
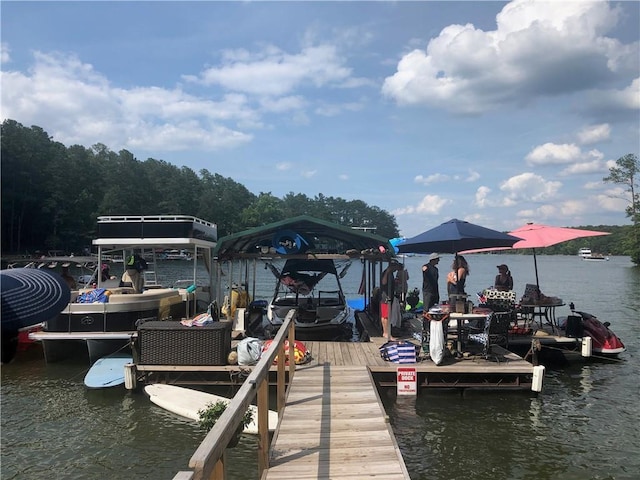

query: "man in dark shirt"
xmin=422 ymin=253 xmax=440 ymax=310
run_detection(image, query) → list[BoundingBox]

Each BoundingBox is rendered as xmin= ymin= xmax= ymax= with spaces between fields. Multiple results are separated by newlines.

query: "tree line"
xmin=1 ymin=119 xmax=400 ymax=256
xmin=2 ymin=119 xmax=637 ymax=265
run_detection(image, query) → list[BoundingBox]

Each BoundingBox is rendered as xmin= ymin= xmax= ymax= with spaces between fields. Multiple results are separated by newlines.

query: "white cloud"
xmin=580 ymin=77 xmax=640 ymax=118
xmin=577 ymin=123 xmax=611 ymax=144
xmin=301 ymin=169 xmax=317 ymax=179
xmin=382 ymin=0 xmax=637 ymax=114
xmin=475 ymin=186 xmax=492 ymax=208
xmin=525 ymin=143 xmax=581 ymax=166
xmin=596 ymin=186 xmax=633 ymax=211
xmin=276 ymin=162 xmax=292 ymax=171
xmin=500 ymin=172 xmax=562 ymax=202
xmin=466 ymin=169 xmax=481 ymax=182
xmin=1 ymin=43 xmax=10 ymax=63
xmin=184 ymin=44 xmax=354 ymax=96
xmin=393 ymin=194 xmax=450 ymax=216
xmin=0 ymin=51 xmax=255 ymax=151
xmin=315 ymin=101 xmax=364 ymax=117
xmin=259 ymin=95 xmax=307 ymax=113
xmin=415 ymin=173 xmax=450 ymax=185
xmin=560 ymin=159 xmax=605 ymax=176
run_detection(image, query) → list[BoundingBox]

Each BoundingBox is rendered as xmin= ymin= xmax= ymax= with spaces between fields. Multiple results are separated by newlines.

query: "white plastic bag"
xmin=237 ymin=337 xmax=263 ymax=365
xmin=429 ymin=320 xmax=445 ymax=365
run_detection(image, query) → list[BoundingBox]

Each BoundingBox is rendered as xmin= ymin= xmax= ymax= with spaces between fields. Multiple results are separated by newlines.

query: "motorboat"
xmin=160 ymin=249 xmax=193 ymax=261
xmin=582 ymin=253 xmax=610 ymax=261
xmin=29 ymin=215 xmax=218 ymax=363
xmin=577 ymin=248 xmax=609 ymax=261
xmin=263 ymin=258 xmax=354 ymax=340
xmin=578 ymin=247 xmax=592 ymax=258
xmin=562 ymin=305 xmax=626 ymax=356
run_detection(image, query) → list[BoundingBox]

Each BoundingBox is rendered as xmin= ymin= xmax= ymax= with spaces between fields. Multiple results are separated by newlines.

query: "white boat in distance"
xmin=159 ymin=249 xmax=193 ymax=261
xmin=578 ymin=247 xmax=609 ymax=261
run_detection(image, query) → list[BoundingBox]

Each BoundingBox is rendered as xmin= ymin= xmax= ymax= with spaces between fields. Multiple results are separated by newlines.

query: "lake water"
xmin=2 ymin=254 xmax=639 ymax=479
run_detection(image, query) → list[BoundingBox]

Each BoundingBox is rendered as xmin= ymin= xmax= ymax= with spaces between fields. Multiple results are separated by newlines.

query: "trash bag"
xmin=237 ymin=337 xmax=263 ymax=365
xmin=429 ymin=320 xmax=446 ymax=365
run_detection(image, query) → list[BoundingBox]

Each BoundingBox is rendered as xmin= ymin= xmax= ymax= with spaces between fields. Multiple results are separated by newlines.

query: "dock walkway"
xmin=262 ymin=364 xmax=410 ymax=479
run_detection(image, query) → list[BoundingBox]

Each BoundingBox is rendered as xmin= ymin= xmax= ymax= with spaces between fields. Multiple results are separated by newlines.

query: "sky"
xmin=1 ymin=0 xmax=639 ymax=238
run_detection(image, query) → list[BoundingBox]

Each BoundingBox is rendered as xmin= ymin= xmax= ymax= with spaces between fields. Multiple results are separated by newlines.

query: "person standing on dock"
xmin=447 ymin=255 xmax=469 ymax=295
xmin=421 ymin=253 xmax=440 ymax=310
xmin=380 ymin=260 xmax=402 ymax=340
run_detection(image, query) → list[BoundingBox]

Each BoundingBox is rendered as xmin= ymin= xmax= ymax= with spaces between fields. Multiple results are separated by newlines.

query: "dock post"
xmin=124 ymin=363 xmax=137 ymax=390
xmin=581 ymin=336 xmax=592 ymax=357
xmin=531 ymin=365 xmax=545 ymax=392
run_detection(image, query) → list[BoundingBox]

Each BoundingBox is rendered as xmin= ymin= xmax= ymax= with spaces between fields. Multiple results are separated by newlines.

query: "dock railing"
xmin=172 ymin=310 xmax=297 ymax=480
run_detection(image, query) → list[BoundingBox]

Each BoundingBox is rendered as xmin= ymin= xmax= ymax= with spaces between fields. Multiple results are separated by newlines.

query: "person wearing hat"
xmin=494 ymin=264 xmax=513 ymax=291
xmin=421 ymin=253 xmax=441 ymax=310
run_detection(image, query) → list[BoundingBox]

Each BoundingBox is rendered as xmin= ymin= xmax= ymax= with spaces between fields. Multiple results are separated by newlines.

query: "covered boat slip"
xmin=210 ymin=215 xmax=397 ymax=322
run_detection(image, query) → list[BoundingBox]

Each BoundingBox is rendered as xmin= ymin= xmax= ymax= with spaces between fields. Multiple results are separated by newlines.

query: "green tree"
xmin=197 ymin=171 xmax=256 ymax=237
xmin=1 ymin=118 xmax=402 ymax=254
xmin=240 ymin=192 xmax=284 ymax=227
xmin=603 ymin=153 xmax=639 ymax=264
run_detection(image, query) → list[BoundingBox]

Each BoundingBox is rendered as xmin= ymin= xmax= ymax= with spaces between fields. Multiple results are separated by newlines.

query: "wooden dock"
xmin=167 ymin=312 xmax=543 ymax=480
xmin=262 ymin=364 xmax=410 ymax=479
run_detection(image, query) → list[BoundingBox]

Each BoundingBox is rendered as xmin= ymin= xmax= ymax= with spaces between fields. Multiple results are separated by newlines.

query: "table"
xmin=520 ymin=302 xmax=565 ymax=333
xmin=449 ymin=312 xmax=492 ymax=353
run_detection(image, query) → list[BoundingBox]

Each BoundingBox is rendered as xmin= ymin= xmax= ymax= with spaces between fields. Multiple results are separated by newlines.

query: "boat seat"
xmin=109 ymin=289 xmax=181 ymax=303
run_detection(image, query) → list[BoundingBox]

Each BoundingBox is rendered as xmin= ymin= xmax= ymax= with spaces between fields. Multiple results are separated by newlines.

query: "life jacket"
xmin=262 ymin=339 xmax=311 ymax=365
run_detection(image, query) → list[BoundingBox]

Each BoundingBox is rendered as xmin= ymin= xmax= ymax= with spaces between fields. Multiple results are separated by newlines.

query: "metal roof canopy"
xmin=213 ymin=215 xmax=394 ymax=261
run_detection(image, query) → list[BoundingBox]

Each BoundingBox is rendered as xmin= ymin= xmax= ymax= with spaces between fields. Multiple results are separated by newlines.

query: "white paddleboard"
xmin=84 ymin=352 xmax=133 ymax=388
xmin=144 ymin=383 xmax=278 ymax=435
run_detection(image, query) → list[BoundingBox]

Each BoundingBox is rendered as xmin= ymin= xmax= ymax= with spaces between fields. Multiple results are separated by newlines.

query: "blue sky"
xmin=2 ymin=0 xmax=639 ymax=238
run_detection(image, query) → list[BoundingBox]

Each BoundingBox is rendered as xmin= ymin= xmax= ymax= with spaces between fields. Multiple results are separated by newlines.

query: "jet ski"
xmin=564 ymin=303 xmax=626 ymax=356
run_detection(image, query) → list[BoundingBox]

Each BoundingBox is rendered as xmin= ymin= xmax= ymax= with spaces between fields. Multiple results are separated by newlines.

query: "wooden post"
xmin=277 ymin=348 xmax=286 ymax=414
xmin=124 ymin=363 xmax=136 ymax=390
xmin=288 ymin=320 xmax=296 ymax=380
xmin=207 ymin=453 xmax=226 ymax=480
xmin=257 ymin=377 xmax=270 ymax=474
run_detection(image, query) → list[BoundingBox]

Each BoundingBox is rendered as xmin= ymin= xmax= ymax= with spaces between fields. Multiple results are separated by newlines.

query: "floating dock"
xmin=132 ymin=310 xmax=540 ymax=392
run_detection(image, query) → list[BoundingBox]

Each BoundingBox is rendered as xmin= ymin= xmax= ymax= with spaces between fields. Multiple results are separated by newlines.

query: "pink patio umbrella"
xmin=461 ymin=223 xmax=610 ymax=288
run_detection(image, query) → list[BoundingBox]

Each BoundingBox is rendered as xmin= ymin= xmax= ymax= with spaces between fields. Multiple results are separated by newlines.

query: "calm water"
xmin=2 ymin=254 xmax=639 ymax=479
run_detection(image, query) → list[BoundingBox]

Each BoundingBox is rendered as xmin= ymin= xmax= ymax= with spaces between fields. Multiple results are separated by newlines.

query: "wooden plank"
xmin=263 ymin=365 xmax=410 ymax=479
xmin=339 ymin=342 xmax=353 ymax=366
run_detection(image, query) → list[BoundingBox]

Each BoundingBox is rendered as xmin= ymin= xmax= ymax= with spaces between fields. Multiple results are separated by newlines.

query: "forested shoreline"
xmin=0 ymin=119 xmax=634 ymax=258
xmin=1 ymin=119 xmax=399 ymax=255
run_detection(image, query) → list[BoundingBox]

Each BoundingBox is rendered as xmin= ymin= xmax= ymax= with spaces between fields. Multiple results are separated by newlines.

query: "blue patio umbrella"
xmin=397 ymin=218 xmax=522 ymax=254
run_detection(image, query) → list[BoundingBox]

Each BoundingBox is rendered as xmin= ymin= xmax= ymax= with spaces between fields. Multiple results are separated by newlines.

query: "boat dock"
xmin=262 ymin=365 xmax=410 ymax=479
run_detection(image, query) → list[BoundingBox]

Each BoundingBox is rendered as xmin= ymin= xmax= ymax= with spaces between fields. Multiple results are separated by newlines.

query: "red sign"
xmin=397 ymin=366 xmax=417 ymax=395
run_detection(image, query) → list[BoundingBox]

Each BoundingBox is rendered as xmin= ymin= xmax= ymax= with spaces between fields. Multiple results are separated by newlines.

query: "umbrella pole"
xmin=533 ymin=248 xmax=540 ymax=289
